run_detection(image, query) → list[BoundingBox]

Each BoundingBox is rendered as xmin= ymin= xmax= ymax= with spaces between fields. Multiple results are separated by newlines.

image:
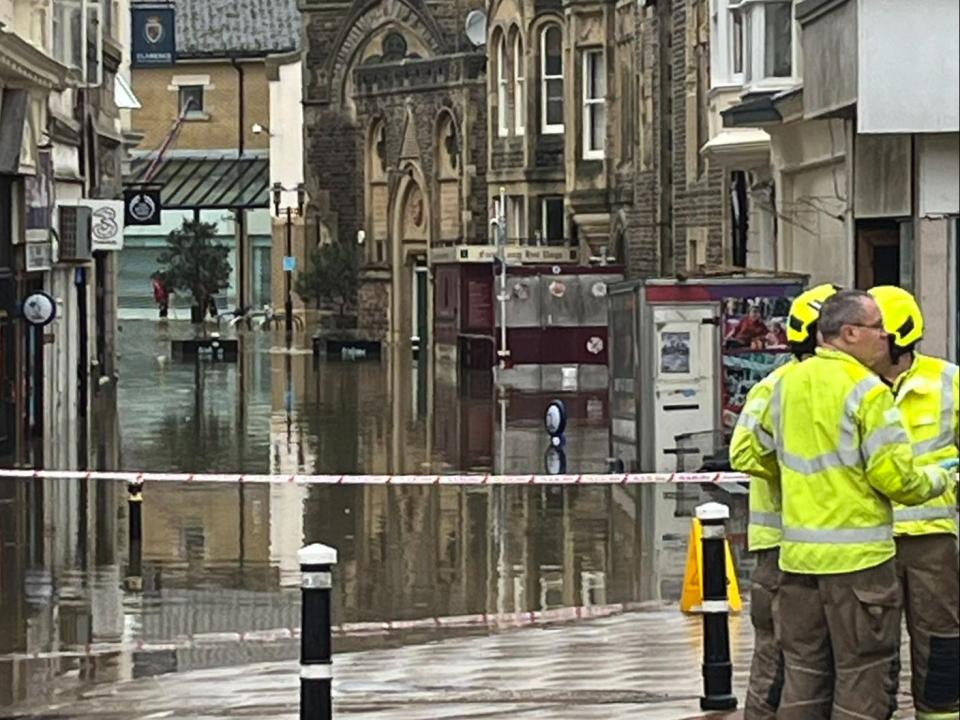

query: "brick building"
xmin=122 ymin=0 xmax=300 ymax=317
xmin=299 ymin=0 xmax=727 ymax=351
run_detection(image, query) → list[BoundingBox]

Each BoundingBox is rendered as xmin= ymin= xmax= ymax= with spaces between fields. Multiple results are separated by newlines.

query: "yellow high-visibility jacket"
xmin=755 ymin=347 xmax=949 ymax=575
xmin=892 ymin=353 xmax=959 ymax=537
xmin=730 ymin=359 xmax=796 ymax=552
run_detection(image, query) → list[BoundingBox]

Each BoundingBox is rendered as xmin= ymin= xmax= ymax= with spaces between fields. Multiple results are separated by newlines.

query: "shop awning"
xmin=114 ymin=73 xmax=141 ymax=110
xmin=701 ymin=129 xmax=771 ymax=168
xmin=126 ymin=151 xmax=270 ymax=209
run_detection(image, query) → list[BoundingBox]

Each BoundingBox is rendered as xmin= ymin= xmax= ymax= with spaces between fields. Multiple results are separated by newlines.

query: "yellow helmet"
xmin=787 ymin=283 xmax=840 ymax=346
xmin=868 ymin=285 xmax=924 ymax=349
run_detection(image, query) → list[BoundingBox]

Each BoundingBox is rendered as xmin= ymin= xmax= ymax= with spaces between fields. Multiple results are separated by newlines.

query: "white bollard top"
xmin=298 ymin=543 xmax=338 ymax=566
xmin=695 ymin=502 xmax=730 ymax=522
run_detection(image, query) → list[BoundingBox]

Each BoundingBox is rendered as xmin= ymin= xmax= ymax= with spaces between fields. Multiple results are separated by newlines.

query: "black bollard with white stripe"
xmin=299 ymin=543 xmax=337 ymax=720
xmin=696 ymin=502 xmax=738 ymax=711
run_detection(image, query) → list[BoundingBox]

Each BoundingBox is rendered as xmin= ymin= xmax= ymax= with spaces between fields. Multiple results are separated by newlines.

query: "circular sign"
xmin=129 ymin=192 xmax=157 ymax=222
xmin=544 ymin=399 xmax=567 ymax=437
xmin=21 ymin=292 xmax=56 ymax=327
xmin=545 ymin=445 xmax=567 ymax=475
xmin=548 ymin=280 xmax=566 ymax=298
xmin=586 ymin=336 xmax=604 ymax=355
xmin=591 ymin=282 xmax=607 ymax=298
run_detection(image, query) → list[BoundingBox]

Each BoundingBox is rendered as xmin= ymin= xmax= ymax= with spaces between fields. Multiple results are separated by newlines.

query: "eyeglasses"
xmin=847 ymin=321 xmax=886 ymax=332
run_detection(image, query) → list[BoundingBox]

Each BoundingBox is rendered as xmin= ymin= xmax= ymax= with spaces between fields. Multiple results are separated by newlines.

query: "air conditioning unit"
xmin=57 ymin=205 xmax=93 ymax=262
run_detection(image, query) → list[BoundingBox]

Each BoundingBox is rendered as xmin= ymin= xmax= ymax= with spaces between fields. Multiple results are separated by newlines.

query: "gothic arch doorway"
xmin=391 ymin=167 xmax=431 ymax=350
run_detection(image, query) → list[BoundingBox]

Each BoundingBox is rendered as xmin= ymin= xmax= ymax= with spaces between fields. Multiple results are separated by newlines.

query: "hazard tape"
xmin=0 ymin=469 xmax=752 ymax=485
xmin=0 ymin=602 xmax=646 ymax=662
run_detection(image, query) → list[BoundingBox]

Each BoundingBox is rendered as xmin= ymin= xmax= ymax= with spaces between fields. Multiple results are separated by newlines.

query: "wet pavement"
xmin=2 ymin=609 xmax=751 ymax=719
xmin=0 ymin=321 xmax=915 ymax=718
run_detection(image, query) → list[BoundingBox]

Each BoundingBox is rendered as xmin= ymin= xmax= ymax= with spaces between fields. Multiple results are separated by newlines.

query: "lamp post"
xmin=488 ymin=186 xmax=509 ymax=370
xmin=272 ymin=182 xmax=306 ymax=350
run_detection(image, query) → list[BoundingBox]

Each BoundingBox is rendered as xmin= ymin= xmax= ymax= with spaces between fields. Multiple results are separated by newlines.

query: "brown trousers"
xmin=895 ymin=534 xmax=960 ymax=717
xmin=745 ymin=548 xmax=784 ymax=720
xmin=774 ymin=559 xmax=902 ymax=720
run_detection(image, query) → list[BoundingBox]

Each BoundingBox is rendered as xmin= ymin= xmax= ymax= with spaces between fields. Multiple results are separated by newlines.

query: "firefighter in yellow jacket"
xmin=749 ymin=289 xmax=951 ymax=719
xmin=730 ymin=283 xmax=839 ymax=720
xmin=869 ymin=285 xmax=959 ymax=720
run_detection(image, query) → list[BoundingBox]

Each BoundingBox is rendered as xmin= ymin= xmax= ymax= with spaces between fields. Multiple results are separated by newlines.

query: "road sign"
xmin=283 ymin=256 xmax=296 ymax=272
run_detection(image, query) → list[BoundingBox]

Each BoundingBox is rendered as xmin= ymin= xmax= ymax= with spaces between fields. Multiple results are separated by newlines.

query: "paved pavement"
xmin=5 ymin=607 xmax=918 ymax=719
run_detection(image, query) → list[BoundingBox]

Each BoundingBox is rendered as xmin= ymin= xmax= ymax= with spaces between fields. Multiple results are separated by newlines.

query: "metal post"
xmin=299 ymin=543 xmax=337 ymax=720
xmin=696 ymin=502 xmax=738 ymax=711
xmin=125 ymin=481 xmax=143 ymax=591
xmin=497 ymin=186 xmax=507 ymax=370
xmin=285 ymin=207 xmax=293 ymax=349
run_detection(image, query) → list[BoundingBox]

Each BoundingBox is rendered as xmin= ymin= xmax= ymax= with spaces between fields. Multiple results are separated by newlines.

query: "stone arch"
xmin=389 ymin=161 xmax=431 ymax=344
xmin=365 ymin=115 xmax=389 ymax=263
xmin=327 ymin=0 xmax=445 ymax=110
xmin=435 ymin=109 xmax=461 ymax=243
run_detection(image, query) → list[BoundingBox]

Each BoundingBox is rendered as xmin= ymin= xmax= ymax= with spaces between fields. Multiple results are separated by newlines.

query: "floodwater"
xmin=0 ymin=321 xmax=750 ymax=711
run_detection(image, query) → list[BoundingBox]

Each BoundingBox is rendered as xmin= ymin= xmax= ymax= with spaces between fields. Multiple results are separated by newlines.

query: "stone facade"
xmin=300 ymin=0 xmax=726 ymax=345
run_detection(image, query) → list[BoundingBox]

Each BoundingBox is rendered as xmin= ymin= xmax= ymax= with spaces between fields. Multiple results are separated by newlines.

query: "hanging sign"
xmin=131 ymin=6 xmax=176 ymax=67
xmin=123 ymin=187 xmax=161 ymax=226
xmin=86 ymin=200 xmax=125 ymax=250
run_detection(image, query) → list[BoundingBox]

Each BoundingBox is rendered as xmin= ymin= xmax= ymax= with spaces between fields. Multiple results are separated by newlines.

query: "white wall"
xmin=268 ymin=60 xmax=303 ymax=211
xmin=770 ymin=119 xmax=851 ymax=286
xmin=918 ymin=133 xmax=960 ymax=217
xmin=858 ymin=0 xmax=960 ymax=133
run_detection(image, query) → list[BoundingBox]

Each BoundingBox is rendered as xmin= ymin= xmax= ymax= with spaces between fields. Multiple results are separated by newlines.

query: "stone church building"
xmin=299 ymin=0 xmax=727 ymax=349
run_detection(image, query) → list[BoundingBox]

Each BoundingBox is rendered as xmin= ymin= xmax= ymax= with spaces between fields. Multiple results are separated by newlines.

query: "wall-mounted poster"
xmin=721 ymin=295 xmax=794 ymax=428
xmin=24 ymin=149 xmax=54 ymax=242
xmin=660 ymin=331 xmax=691 ymax=374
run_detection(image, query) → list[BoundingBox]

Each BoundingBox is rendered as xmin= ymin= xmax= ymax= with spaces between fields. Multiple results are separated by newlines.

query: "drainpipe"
xmin=232 ymin=58 xmax=248 ymax=311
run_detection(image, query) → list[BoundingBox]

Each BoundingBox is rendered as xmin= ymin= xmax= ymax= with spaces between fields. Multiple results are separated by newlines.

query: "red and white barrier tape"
xmin=0 ymin=602 xmax=641 ymax=662
xmin=0 ymin=469 xmax=751 ymax=485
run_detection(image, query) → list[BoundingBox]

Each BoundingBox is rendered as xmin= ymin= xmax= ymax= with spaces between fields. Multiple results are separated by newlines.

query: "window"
xmin=513 ymin=33 xmax=525 ymax=134
xmin=507 ymin=195 xmax=524 ymax=243
xmin=52 ymin=0 xmax=83 ymax=69
xmin=540 ymin=25 xmax=564 ymax=133
xmin=764 ymin=2 xmax=792 ymax=78
xmin=497 ymin=34 xmax=510 ymax=137
xmin=179 ymin=85 xmax=204 ymax=115
xmin=582 ymin=49 xmax=605 ymax=158
xmin=732 ymin=9 xmax=743 ymax=75
xmin=740 ymin=0 xmax=793 ymax=88
xmin=541 ymin=197 xmax=564 ymax=245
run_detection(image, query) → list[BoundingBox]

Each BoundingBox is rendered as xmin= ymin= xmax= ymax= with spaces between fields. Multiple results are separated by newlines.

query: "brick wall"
xmin=669 ymin=0 xmax=724 ymax=271
xmin=131 ymin=61 xmax=271 ymax=152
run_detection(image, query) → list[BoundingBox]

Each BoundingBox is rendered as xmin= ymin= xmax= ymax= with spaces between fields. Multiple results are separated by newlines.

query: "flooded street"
xmin=0 ymin=321 xmax=753 ymax=713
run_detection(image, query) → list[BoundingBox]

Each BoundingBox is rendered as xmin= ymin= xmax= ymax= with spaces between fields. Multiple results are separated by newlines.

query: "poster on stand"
xmin=721 ymin=295 xmax=793 ymax=428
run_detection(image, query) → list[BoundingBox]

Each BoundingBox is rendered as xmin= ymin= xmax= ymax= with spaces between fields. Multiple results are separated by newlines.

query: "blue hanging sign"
xmin=131 ymin=6 xmax=176 ymax=67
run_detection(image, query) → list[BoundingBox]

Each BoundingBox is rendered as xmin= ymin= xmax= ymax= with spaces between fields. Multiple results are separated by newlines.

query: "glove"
xmin=940 ymin=458 xmax=959 ymax=471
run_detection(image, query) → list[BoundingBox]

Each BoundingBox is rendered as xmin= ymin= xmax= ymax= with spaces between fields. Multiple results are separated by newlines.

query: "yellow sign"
xmin=680 ymin=517 xmax=742 ymax=614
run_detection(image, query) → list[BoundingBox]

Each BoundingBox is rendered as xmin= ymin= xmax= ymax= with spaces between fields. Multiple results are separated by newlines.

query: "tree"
xmin=157 ymin=219 xmax=231 ymax=326
xmin=295 ymin=241 xmax=359 ymax=323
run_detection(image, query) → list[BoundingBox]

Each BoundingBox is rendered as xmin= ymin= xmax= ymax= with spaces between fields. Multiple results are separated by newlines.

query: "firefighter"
xmin=750 ymin=289 xmax=950 ymax=719
xmin=730 ymin=283 xmax=839 ymax=719
xmin=869 ymin=285 xmax=959 ymax=720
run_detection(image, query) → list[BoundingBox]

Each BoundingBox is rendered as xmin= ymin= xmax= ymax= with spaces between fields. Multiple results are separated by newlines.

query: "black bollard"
xmin=696 ymin=502 xmax=738 ymax=711
xmin=299 ymin=543 xmax=337 ymax=720
xmin=125 ymin=481 xmax=143 ymax=591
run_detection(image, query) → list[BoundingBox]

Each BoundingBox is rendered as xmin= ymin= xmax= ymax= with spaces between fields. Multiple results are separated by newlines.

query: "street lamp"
xmin=488 ymin=186 xmax=509 ymax=370
xmin=272 ymin=181 xmax=306 ymax=349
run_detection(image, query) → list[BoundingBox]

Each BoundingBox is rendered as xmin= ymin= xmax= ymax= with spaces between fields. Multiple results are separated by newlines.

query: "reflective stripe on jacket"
xmin=892 ymin=355 xmax=959 ymax=537
xmin=730 ymin=359 xmax=795 ymax=552
xmin=758 ymin=347 xmax=949 ymax=575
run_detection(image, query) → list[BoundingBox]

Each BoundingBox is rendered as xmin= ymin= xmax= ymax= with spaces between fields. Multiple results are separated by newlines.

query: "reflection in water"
xmin=0 ymin=321 xmax=751 ymax=709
